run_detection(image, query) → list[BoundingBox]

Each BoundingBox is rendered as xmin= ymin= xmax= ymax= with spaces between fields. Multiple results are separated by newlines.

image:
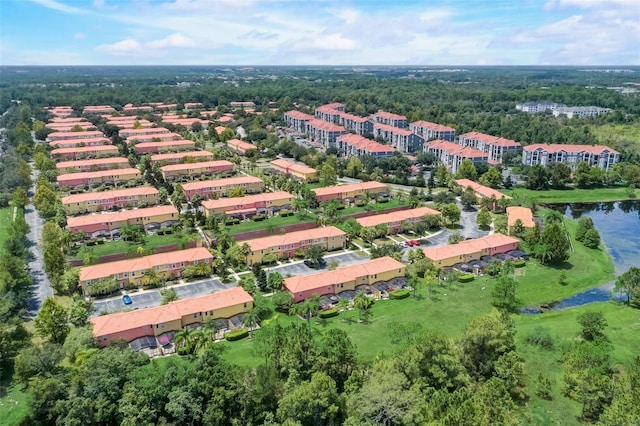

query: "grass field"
xmin=590 ymin=123 xmax=640 ymax=153
xmin=69 ymin=232 xmax=199 ymax=260
xmin=0 ymin=372 xmax=33 ymax=426
xmin=223 ymin=214 xmax=315 ymax=235
xmin=505 ymin=186 xmax=640 ymax=204
xmin=0 ymin=205 xmax=15 ymax=254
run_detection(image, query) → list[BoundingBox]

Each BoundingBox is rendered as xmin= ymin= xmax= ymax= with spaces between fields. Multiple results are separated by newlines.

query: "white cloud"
xmin=73 ymin=32 xmax=86 ymax=39
xmin=146 ymin=33 xmax=196 ymax=49
xmin=95 ymin=33 xmax=200 ymax=57
xmin=544 ymin=0 xmax=638 ymax=10
xmin=95 ymin=38 xmax=142 ymax=56
xmin=28 ymin=0 xmax=86 ymax=14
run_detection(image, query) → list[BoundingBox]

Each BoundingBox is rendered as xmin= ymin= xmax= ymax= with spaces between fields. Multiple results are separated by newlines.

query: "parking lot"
xmin=92 ymin=278 xmax=234 ymax=315
xmin=266 ymin=251 xmax=370 ymax=277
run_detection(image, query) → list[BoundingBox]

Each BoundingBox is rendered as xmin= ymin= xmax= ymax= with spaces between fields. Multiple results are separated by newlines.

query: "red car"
xmin=408 ymin=240 xmax=420 ymax=247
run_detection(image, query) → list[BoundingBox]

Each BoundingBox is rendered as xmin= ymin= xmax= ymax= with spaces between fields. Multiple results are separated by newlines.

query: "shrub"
xmin=319 ymin=308 xmax=339 ymax=318
xmin=157 ymin=229 xmax=166 ymax=235
xmin=86 ymin=240 xmax=97 ymax=246
xmin=252 ymin=214 xmax=266 ymax=221
xmin=225 ymin=329 xmax=249 ymax=341
xmin=458 ymin=273 xmax=475 ymax=283
xmin=355 ymin=201 xmax=367 ymax=207
xmin=389 ymin=289 xmax=410 ymax=299
xmin=524 ymin=326 xmax=554 ymax=349
xmin=96 ymin=238 xmax=105 ymax=245
xmin=336 ymin=204 xmax=346 ymax=210
xmin=377 ymin=197 xmax=390 ymax=204
xmin=513 ymin=260 xmax=526 ymax=268
xmin=279 ymin=210 xmax=292 ymax=217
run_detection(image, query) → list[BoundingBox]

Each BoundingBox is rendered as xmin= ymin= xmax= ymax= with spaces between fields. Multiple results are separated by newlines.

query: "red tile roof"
xmin=426 ymin=140 xmax=488 ymax=159
xmin=160 ymin=160 xmax=234 ymax=173
xmin=52 ymin=145 xmax=119 ymax=156
xmin=285 ymin=110 xmax=315 ymax=120
xmin=181 ymin=176 xmax=263 ymax=192
xmin=150 ymin=151 xmax=214 ymax=163
xmin=373 ymin=110 xmax=407 ymax=121
xmin=337 ymin=134 xmax=396 ymax=154
xmin=134 ymin=140 xmax=195 ymax=151
xmin=506 ymin=206 xmax=535 ymax=228
xmin=61 ymin=186 xmax=158 ymax=205
xmin=373 ymin=122 xmax=412 ymax=136
xmin=411 ymin=120 xmax=455 ymax=132
xmin=308 ymin=119 xmax=345 ymax=132
xmin=227 ymin=139 xmax=257 ymax=152
xmin=57 ymin=168 xmax=141 ymax=183
xmin=245 ymin=225 xmax=345 ymax=252
xmin=523 ymin=143 xmax=619 ymax=155
xmin=49 ymin=137 xmax=110 ymax=147
xmin=455 ymin=179 xmax=512 ymax=200
xmin=56 ymin=157 xmax=130 ymax=170
xmin=285 ymin=256 xmax=405 ymax=294
xmin=270 ymin=159 xmax=317 ymax=175
xmin=201 ymin=191 xmax=293 ymax=211
xmin=90 ymin=286 xmax=252 ymax=338
xmin=422 ymin=233 xmax=519 ymax=261
xmin=312 ymin=181 xmax=388 ymax=197
xmin=460 ymin=132 xmax=521 ymax=148
xmin=67 ymin=205 xmax=178 ymax=229
xmin=47 ymin=130 xmax=106 ymax=140
xmin=356 ymin=207 xmax=440 ymax=228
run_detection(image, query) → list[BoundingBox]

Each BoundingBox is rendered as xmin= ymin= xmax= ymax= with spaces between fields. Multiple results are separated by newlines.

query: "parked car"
xmin=407 ymin=240 xmax=420 ymax=247
xmin=304 ymin=258 xmax=327 ymax=269
xmin=122 ymin=294 xmax=133 ymax=305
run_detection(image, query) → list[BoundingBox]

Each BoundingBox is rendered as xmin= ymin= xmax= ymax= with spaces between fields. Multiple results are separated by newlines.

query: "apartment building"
xmin=410 ymin=121 xmax=456 ymax=142
xmin=49 ymin=137 xmax=111 ymax=148
xmin=522 ymin=144 xmax=620 ymax=170
xmin=372 ymin=122 xmax=424 ymax=154
xmin=458 ymin=132 xmax=521 ymax=163
xmin=57 ymin=168 xmax=142 ymax=190
xmin=160 ymin=160 xmax=235 ymax=182
xmin=356 ymin=206 xmax=441 ymax=234
xmin=244 ymin=226 xmax=346 ymax=265
xmin=312 ymin=181 xmax=388 ymax=203
xmin=123 ymin=104 xmax=154 ymax=114
xmin=79 ymin=247 xmax=213 ymax=293
xmin=201 ymin=191 xmax=294 ymax=217
xmin=134 ymin=140 xmax=196 ymax=155
xmin=120 ymin=127 xmax=171 ymax=140
xmin=515 ymin=101 xmax=565 ymax=114
xmin=47 ymin=130 xmax=106 ymax=142
xmin=270 ymin=159 xmax=318 ymax=182
xmin=184 ymin=102 xmax=204 ymax=110
xmin=106 ymin=119 xmax=154 ymax=129
xmin=51 ymin=145 xmax=120 ymax=161
xmin=56 ymin=157 xmax=130 ymax=174
xmin=150 ymin=151 xmax=215 ymax=165
xmin=46 ymin=121 xmax=96 ymax=132
xmin=162 ymin=117 xmax=210 ymax=129
xmin=182 ymin=176 xmax=264 ymax=201
xmin=284 ymin=110 xmax=315 ymax=133
xmin=67 ymin=205 xmax=179 ymax=238
xmin=338 ymin=112 xmax=372 ymax=135
xmin=48 ymin=106 xmax=74 ymax=118
xmin=285 ymin=256 xmax=406 ymax=303
xmin=455 ymin=179 xmax=512 ymax=210
xmin=371 ymin=110 xmax=408 ymax=129
xmin=306 ymin=119 xmax=346 ymax=148
xmin=506 ymin=206 xmax=535 ymax=235
xmin=62 ymin=187 xmax=160 ymax=215
xmin=552 ymin=106 xmax=610 ymax=119
xmin=315 ymin=103 xmax=346 ymax=123
xmin=226 ymin=139 xmax=258 ymax=155
xmin=90 ymin=287 xmax=253 ymax=348
xmin=230 ymin=101 xmax=256 ymax=108
xmin=422 ymin=233 xmax=519 ymax=267
xmin=424 ymin=140 xmax=489 ymax=174
xmin=336 ymin=134 xmax=396 ymax=158
xmin=82 ymin=105 xmax=116 ymax=115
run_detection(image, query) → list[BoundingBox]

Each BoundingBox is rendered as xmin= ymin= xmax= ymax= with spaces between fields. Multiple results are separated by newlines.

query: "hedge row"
xmin=225 ymin=329 xmax=249 ymax=341
xmin=319 ymin=308 xmax=339 ymax=318
xmin=252 ymin=214 xmax=266 ymax=221
xmin=513 ymin=260 xmax=526 ymax=268
xmin=390 ymin=289 xmax=410 ymax=299
xmin=458 ymin=274 xmax=475 ymax=283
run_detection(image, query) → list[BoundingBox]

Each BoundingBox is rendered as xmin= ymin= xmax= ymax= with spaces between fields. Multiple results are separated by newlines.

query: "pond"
xmin=521 ymin=200 xmax=640 ymax=313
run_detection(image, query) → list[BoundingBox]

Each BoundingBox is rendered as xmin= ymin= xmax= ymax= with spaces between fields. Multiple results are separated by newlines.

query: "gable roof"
xmin=201 ymin=191 xmax=293 ymax=211
xmin=456 ymin=179 xmax=512 ymax=200
xmin=56 ymin=157 xmax=130 ymax=170
xmin=61 ymin=186 xmax=158 ymax=204
xmin=523 ymin=143 xmax=619 ymax=155
xmin=181 ymin=176 xmax=263 ymax=191
xmin=460 ymin=132 xmax=521 ymax=148
xmin=356 ymin=206 xmax=440 ymax=228
xmin=270 ymin=159 xmax=317 ymax=175
xmin=312 ymin=181 xmax=388 ymax=197
xmin=67 ymin=205 xmax=178 ymax=228
xmin=422 ymin=233 xmax=519 ymax=261
xmin=245 ymin=226 xmax=345 ymax=252
xmin=411 ymin=120 xmax=455 ymax=132
xmin=506 ymin=206 xmax=535 ymax=228
xmin=160 ymin=160 xmax=235 ymax=172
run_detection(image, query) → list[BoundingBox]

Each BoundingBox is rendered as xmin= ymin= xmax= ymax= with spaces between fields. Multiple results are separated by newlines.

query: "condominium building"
xmin=336 ymin=134 xmax=396 ymax=158
xmin=79 ymin=247 xmax=213 ymax=293
xmin=244 ymin=226 xmax=346 ymax=265
xmin=181 ymin=176 xmax=264 ymax=201
xmin=522 ymin=144 xmax=620 ymax=170
xmin=270 ymin=159 xmax=318 ymax=182
xmin=122 ymin=104 xmax=154 ymax=114
xmin=202 ymin=191 xmax=294 ymax=217
xmin=119 ymin=127 xmax=171 ymax=140
xmin=424 ymin=140 xmax=489 ymax=174
xmin=338 ymin=112 xmax=372 ymax=135
xmin=46 ymin=121 xmax=96 ymax=132
xmin=315 ymin=103 xmax=346 ymax=123
xmin=422 ymin=233 xmax=519 ymax=267
xmin=67 ymin=205 xmax=179 ymax=238
xmin=306 ymin=119 xmax=346 ymax=148
xmin=515 ymin=101 xmax=565 ymax=114
xmin=90 ymin=287 xmax=253 ymax=348
xmin=371 ymin=110 xmax=408 ymax=129
xmin=410 ymin=121 xmax=456 ymax=142
xmin=372 ymin=122 xmax=424 ymax=153
xmin=56 ymin=157 xmax=130 ymax=174
xmin=312 ymin=181 xmax=388 ymax=203
xmin=51 ymin=145 xmax=120 ymax=161
xmin=134 ymin=140 xmax=196 ymax=155
xmin=284 ymin=110 xmax=315 ymax=133
xmin=150 ymin=151 xmax=215 ymax=165
xmin=552 ymin=106 xmax=610 ymax=119
xmin=82 ymin=105 xmax=116 ymax=115
xmin=49 ymin=137 xmax=111 ymax=148
xmin=62 ymin=187 xmax=160 ymax=215
xmin=47 ymin=130 xmax=106 ymax=142
xmin=162 ymin=117 xmax=210 ymax=129
xmin=458 ymin=132 xmax=521 ymax=163
xmin=160 ymin=160 xmax=235 ymax=182
xmin=124 ymin=133 xmax=183 ymax=143
xmin=57 ymin=168 xmax=142 ymax=190
xmin=184 ymin=102 xmax=204 ymax=110
xmin=226 ymin=139 xmax=258 ymax=155
xmin=285 ymin=256 xmax=406 ymax=302
xmin=230 ymin=101 xmax=256 ymax=108
xmin=356 ymin=206 xmax=441 ymax=234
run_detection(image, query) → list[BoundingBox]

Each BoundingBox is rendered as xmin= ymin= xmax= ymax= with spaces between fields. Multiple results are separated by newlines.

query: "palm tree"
xmin=160 ymin=288 xmax=179 ymax=305
xmin=142 ymin=268 xmax=161 ymax=288
xmin=190 ymin=328 xmax=211 ymax=353
xmin=353 ymin=291 xmax=372 ymax=322
xmin=61 ymin=230 xmax=74 ymax=254
xmin=337 ymin=298 xmax=349 ymax=312
xmin=243 ymin=308 xmax=260 ymax=337
xmin=545 ymin=210 xmax=564 ymax=224
xmin=240 ymin=242 xmax=252 ymax=264
xmin=533 ymin=243 xmax=550 ymax=265
xmin=303 ymin=294 xmax=321 ymax=325
xmin=174 ymin=327 xmax=194 ymax=354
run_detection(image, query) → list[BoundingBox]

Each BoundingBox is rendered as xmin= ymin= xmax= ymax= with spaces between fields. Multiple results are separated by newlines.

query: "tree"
xmin=480 ymin=166 xmax=502 ymax=188
xmin=575 ymin=161 xmax=593 ymax=188
xmin=549 ymin=162 xmax=572 ymax=189
xmin=448 ymin=232 xmax=464 ymax=244
xmin=456 ymin=159 xmax=478 ymax=180
xmin=460 ymin=186 xmax=478 ymax=210
xmin=68 ymin=297 xmax=93 ymax=327
xmin=273 ymin=291 xmax=294 ymax=313
xmin=142 ymin=267 xmax=161 ymax=288
xmin=160 ymin=288 xmax=179 ymax=305
xmin=582 ymin=228 xmax=601 ymax=249
xmin=34 ymin=297 xmax=69 ymax=344
xmin=440 ymin=202 xmax=461 ymax=227
xmin=303 ymin=244 xmax=326 ymax=268
xmin=320 ymin=163 xmax=337 ymax=186
xmin=243 ymin=308 xmax=261 ymax=337
xmin=33 ymin=183 xmax=58 ymax=217
xmin=229 ymin=186 xmax=245 ymax=197
xmin=599 ymin=357 xmax=640 ymax=425
xmin=13 ymin=343 xmax=64 ymax=384
xmin=615 ymin=266 xmax=640 ymax=306
xmin=526 ymin=164 xmax=549 ymax=190
xmin=345 ymin=156 xmax=363 ymax=178
xmin=12 ymin=186 xmax=28 ymax=209
xmin=577 ymin=311 xmax=607 ymax=341
xmin=460 ymin=312 xmax=514 ymax=381
xmin=267 ymin=272 xmax=284 ymax=292
xmin=512 ymin=218 xmax=524 ymax=237
xmin=277 ymin=372 xmax=343 ymax=425
xmin=575 ymin=216 xmax=594 ymax=242
xmin=541 ymin=222 xmax=570 ymax=264
xmin=353 ymin=291 xmax=373 ymax=322
xmin=171 ymin=184 xmax=186 ymax=210
xmin=435 ymin=164 xmax=450 ymax=186
xmin=492 ymin=275 xmax=519 ymax=313
xmin=477 ymin=206 xmax=492 ymax=230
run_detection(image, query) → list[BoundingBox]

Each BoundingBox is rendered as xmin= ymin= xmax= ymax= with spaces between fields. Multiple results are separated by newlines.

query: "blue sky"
xmin=1 ymin=0 xmax=638 ymax=65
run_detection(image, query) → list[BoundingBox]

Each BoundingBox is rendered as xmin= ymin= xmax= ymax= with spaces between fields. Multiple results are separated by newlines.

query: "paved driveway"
xmin=266 ymin=251 xmax=370 ymax=277
xmin=92 ymin=278 xmax=232 ymax=315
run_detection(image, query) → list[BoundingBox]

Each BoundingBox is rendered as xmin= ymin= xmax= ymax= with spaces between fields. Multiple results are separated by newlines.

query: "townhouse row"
xmin=202 ymin=191 xmax=294 ymax=217
xmin=424 ymin=140 xmax=489 ymax=174
xmin=67 ymin=205 xmax=179 ymax=238
xmin=422 ymin=233 xmax=520 ymax=267
xmin=312 ymin=181 xmax=388 ymax=203
xmin=56 ymin=157 xmax=131 ymax=173
xmin=355 ymin=206 xmax=440 ymax=233
xmin=57 ymin=168 xmax=143 ymax=190
xmin=455 ymin=179 xmax=512 ymax=210
xmin=270 ymin=159 xmax=318 ymax=182
xmin=160 ymin=160 xmax=235 ymax=182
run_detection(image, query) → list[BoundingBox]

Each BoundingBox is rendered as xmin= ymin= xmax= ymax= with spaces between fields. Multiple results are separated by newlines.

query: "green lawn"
xmin=505 ymin=186 xmax=640 ymax=204
xmin=338 ymin=198 xmax=410 ymax=216
xmin=514 ymin=302 xmax=640 ymax=425
xmin=0 ymin=374 xmax=33 ymax=426
xmin=590 ymin=123 xmax=640 ymax=153
xmin=223 ymin=214 xmax=315 ymax=236
xmin=69 ymin=232 xmax=199 ymax=261
xmin=0 ymin=206 xmax=16 ymax=254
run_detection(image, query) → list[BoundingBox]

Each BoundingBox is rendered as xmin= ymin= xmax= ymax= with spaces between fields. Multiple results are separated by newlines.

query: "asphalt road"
xmin=26 ymin=167 xmax=54 ymax=315
xmin=265 ymin=251 xmax=370 ymax=277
